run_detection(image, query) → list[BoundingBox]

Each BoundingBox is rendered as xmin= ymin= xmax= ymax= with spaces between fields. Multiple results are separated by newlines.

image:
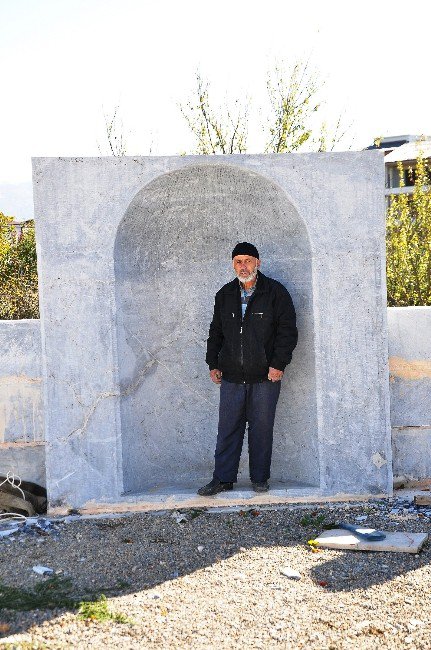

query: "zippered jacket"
xmin=206 ymin=271 xmax=298 ymax=383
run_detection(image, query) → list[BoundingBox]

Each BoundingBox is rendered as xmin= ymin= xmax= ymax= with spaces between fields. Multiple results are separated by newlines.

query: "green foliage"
xmin=180 ymin=74 xmax=248 ymax=154
xmin=0 ymin=576 xmax=132 ymax=626
xmin=265 ymin=62 xmax=317 ymax=153
xmin=0 ymin=213 xmax=39 ymax=319
xmin=78 ymin=594 xmax=131 ymax=623
xmin=386 ymin=150 xmax=431 ymax=306
xmin=180 ymin=62 xmax=350 ymax=156
xmin=0 ymin=576 xmax=76 ymax=611
xmin=300 ymin=512 xmax=326 ymax=527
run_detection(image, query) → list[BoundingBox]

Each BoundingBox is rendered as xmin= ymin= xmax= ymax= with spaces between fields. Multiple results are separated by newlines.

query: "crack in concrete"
xmin=124 ymin=326 xmax=217 ymax=408
xmin=67 ymin=391 xmax=119 ymax=439
xmin=63 ymin=325 xmax=216 ymax=444
xmin=65 ymin=357 xmax=157 ymax=441
xmin=54 ymin=469 xmax=77 ymax=487
xmin=121 ymin=358 xmax=157 ymax=396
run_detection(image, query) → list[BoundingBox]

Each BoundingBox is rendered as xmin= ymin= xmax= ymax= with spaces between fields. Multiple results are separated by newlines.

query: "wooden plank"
xmin=414 ymin=494 xmax=431 ymax=506
xmin=314 ymin=528 xmax=428 ymax=553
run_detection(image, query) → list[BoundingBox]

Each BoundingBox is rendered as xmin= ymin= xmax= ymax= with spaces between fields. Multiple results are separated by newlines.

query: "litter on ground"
xmin=313 ymin=528 xmax=428 ymax=553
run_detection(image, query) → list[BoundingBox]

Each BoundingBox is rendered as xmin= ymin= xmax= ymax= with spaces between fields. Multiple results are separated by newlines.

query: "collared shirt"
xmin=240 ymin=280 xmax=257 ymax=319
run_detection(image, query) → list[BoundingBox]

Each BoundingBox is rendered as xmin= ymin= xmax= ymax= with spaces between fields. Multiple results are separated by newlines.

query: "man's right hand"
xmin=210 ymin=369 xmax=222 ymax=384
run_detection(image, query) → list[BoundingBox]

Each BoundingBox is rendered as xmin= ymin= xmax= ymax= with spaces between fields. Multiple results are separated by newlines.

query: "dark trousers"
xmin=213 ymin=379 xmax=281 ymax=484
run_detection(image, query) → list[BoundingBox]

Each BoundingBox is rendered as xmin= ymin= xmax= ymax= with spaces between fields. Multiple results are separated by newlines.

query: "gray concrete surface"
xmin=32 ymin=152 xmax=392 ymax=510
xmin=388 ymin=307 xmax=431 ymax=480
xmin=0 ymin=441 xmax=46 ymax=487
xmin=0 ymin=320 xmax=43 ymax=444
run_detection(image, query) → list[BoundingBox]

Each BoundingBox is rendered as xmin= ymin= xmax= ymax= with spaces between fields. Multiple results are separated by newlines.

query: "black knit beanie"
xmin=231 ymin=242 xmax=259 ymax=259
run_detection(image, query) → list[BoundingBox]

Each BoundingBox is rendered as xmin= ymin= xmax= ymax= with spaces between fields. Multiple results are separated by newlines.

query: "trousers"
xmin=213 ymin=378 xmax=281 ymax=483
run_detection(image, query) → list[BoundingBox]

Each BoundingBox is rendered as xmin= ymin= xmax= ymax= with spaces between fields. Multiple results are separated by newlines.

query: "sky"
xmin=1 ymin=0 xmax=430 ymax=218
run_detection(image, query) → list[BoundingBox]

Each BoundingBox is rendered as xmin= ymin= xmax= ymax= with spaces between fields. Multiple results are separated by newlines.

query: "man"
xmin=198 ymin=242 xmax=298 ymax=496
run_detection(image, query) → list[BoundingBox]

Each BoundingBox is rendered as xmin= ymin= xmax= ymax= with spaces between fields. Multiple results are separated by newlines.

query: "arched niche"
xmin=114 ymin=163 xmax=319 ymax=493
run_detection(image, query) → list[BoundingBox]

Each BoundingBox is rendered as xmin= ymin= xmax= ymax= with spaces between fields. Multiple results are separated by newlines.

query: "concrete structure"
xmin=29 ymin=152 xmax=392 ymax=511
xmin=0 ymin=320 xmax=44 ymax=485
xmin=389 ymin=307 xmax=431 ymax=481
xmin=2 ymin=306 xmax=430 ymax=502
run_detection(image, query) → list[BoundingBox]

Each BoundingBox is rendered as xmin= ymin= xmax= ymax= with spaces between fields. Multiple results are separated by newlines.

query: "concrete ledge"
xmin=48 ymin=482 xmax=391 ymax=516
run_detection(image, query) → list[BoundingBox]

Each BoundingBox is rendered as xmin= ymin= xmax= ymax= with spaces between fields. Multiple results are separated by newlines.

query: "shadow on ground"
xmin=0 ymin=502 xmax=430 ymax=639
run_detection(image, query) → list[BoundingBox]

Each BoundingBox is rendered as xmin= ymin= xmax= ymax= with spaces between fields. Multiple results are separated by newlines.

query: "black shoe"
xmin=252 ymin=481 xmax=269 ymax=493
xmin=197 ymin=478 xmax=234 ymax=496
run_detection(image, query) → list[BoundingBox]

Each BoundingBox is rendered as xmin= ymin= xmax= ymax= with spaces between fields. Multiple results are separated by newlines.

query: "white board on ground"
xmin=314 ymin=529 xmax=428 ymax=553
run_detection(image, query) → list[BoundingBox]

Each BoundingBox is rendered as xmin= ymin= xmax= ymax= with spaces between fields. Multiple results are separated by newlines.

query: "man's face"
xmin=233 ymin=255 xmax=261 ymax=283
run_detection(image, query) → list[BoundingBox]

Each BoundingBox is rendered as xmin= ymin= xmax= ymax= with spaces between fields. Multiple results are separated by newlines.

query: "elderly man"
xmin=198 ymin=242 xmax=298 ymax=496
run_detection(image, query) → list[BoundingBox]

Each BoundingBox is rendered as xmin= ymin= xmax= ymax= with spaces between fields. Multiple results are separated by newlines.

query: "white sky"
xmin=1 ymin=0 xmax=430 ymax=194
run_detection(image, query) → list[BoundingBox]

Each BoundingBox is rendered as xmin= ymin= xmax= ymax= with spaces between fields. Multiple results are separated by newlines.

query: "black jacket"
xmin=206 ymin=271 xmax=298 ymax=383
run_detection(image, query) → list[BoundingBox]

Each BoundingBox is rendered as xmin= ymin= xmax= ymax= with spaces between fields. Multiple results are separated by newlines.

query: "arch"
xmin=114 ymin=163 xmax=319 ymax=493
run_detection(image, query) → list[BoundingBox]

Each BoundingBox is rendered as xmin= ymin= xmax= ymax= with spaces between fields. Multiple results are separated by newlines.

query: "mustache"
xmin=235 ymin=267 xmax=258 ymax=283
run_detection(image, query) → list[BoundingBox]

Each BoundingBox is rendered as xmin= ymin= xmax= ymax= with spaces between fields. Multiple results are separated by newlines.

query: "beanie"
xmin=231 ymin=242 xmax=259 ymax=259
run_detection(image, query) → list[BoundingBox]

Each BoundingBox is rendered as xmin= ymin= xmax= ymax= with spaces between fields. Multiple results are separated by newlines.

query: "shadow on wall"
xmin=114 ymin=163 xmax=319 ymax=494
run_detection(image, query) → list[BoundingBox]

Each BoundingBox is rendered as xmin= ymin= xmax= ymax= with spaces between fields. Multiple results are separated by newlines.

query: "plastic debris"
xmin=32 ymin=565 xmax=54 ymax=576
xmin=0 ymin=517 xmax=61 ymax=543
xmin=0 ymin=527 xmax=19 ymax=538
xmin=197 ymin=545 xmax=204 ymax=552
xmin=171 ymin=511 xmax=187 ymax=524
xmin=280 ymin=567 xmax=301 ymax=580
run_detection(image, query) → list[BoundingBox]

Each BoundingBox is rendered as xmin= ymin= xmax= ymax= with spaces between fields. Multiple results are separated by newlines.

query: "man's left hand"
xmin=268 ymin=367 xmax=283 ymax=381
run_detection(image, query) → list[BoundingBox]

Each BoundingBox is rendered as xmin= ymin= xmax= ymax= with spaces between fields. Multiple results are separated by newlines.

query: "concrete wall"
xmin=0 ymin=295 xmax=429 ymax=496
xmin=32 ymin=152 xmax=392 ymax=510
xmin=388 ymin=307 xmax=431 ymax=481
xmin=0 ymin=319 xmax=45 ymax=486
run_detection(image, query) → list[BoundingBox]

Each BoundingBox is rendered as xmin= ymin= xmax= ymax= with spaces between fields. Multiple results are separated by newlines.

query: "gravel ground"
xmin=0 ymin=497 xmax=431 ymax=649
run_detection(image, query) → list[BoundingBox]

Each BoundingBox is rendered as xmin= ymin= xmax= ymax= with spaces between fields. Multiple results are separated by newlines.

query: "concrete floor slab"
xmin=48 ymin=481 xmax=388 ymax=516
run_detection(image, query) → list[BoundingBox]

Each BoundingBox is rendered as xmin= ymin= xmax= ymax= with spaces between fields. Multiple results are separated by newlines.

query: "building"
xmin=366 ymin=134 xmax=431 ymax=202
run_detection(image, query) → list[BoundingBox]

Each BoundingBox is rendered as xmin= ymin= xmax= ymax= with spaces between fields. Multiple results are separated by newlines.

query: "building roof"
xmin=366 ymin=134 xmax=428 ymax=150
xmin=384 ymin=140 xmax=431 ymax=163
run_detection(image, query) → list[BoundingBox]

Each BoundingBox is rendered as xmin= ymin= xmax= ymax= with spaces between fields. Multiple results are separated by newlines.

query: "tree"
xmin=386 ymin=149 xmax=431 ymax=306
xmin=180 ymin=61 xmax=351 ymax=155
xmin=180 ymin=74 xmax=249 ymax=155
xmin=0 ymin=213 xmax=39 ymax=319
xmin=98 ymin=106 xmax=127 ymax=156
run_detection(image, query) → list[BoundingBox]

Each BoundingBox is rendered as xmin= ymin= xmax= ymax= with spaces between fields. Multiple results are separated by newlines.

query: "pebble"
xmin=280 ymin=567 xmax=301 ymax=580
xmin=32 ymin=565 xmax=54 ymax=575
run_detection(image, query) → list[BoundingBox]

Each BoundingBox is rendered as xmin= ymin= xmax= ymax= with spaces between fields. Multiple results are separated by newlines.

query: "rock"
xmin=32 ymin=565 xmax=54 ymax=575
xmin=393 ymin=475 xmax=407 ymax=489
xmin=280 ymin=567 xmax=301 ymax=580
